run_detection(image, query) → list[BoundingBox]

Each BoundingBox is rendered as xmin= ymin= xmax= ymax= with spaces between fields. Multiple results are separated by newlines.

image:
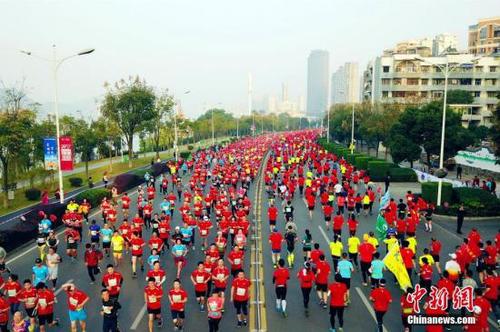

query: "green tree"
xmin=148 ymin=91 xmax=174 ymax=159
xmin=0 ymin=109 xmax=36 ymax=207
xmin=446 ymin=89 xmax=474 ymax=105
xmin=100 ymin=76 xmax=156 ymax=167
xmin=395 ymin=101 xmax=472 ymax=166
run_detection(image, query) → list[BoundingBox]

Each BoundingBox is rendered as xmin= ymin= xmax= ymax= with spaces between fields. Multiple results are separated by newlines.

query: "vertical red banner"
xmin=59 ymin=136 xmax=74 ymax=171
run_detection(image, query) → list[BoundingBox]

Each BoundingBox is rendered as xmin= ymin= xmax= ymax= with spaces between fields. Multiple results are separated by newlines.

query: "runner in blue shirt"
xmin=32 ymin=258 xmax=49 ymax=286
xmin=369 ymin=252 xmax=385 ymax=288
xmin=337 ymin=252 xmax=354 ymax=304
xmin=88 ymin=220 xmax=101 ymax=246
xmin=100 ymin=223 xmax=114 ymax=257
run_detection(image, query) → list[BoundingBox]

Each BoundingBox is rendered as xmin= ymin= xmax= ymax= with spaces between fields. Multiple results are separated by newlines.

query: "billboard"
xmin=59 ymin=136 xmax=74 ymax=171
xmin=43 ymin=138 xmax=58 ymax=170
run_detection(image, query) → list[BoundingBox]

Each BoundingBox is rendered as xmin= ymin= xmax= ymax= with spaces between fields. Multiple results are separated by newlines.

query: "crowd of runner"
xmin=0 ymin=130 xmax=498 ymax=332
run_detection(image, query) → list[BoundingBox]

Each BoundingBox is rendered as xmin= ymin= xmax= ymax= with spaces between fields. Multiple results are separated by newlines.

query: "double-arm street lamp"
xmin=21 ymin=45 xmax=95 ymax=203
xmin=415 ymin=55 xmax=479 ymax=206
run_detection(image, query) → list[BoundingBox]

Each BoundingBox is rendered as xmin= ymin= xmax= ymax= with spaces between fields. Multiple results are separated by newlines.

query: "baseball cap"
xmin=449 ymin=253 xmax=457 ymax=259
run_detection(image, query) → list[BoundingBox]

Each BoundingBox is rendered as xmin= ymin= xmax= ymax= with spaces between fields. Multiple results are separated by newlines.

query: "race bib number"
xmin=7 ymin=289 xmax=16 ymax=297
xmin=38 ymin=298 xmax=47 ymax=307
xmin=236 ymin=287 xmax=246 ymax=296
xmin=102 ymin=305 xmax=112 ymax=314
xmin=234 ymin=258 xmax=241 ymax=265
xmin=108 ymin=278 xmax=117 ymax=287
xmin=217 ymin=273 xmax=225 ymax=280
xmin=201 ymin=229 xmax=207 ymax=236
xmin=69 ymin=297 xmax=79 ymax=306
xmin=148 ymin=295 xmax=157 ymax=303
xmin=196 ymin=276 xmax=204 ymax=283
xmin=172 ymin=295 xmax=181 ymax=303
xmin=132 ymin=245 xmax=140 ymax=251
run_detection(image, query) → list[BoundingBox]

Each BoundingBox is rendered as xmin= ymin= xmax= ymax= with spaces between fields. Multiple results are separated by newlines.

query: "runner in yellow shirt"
xmin=111 ymin=230 xmax=125 ymax=266
xmin=347 ymin=235 xmax=360 ymax=269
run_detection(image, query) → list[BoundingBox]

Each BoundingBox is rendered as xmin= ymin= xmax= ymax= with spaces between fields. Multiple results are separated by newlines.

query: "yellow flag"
xmin=383 ymin=244 xmax=412 ymax=290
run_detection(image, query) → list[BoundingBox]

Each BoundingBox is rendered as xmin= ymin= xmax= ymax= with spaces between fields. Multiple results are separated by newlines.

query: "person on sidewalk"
xmin=456 ymin=204 xmax=465 ymax=234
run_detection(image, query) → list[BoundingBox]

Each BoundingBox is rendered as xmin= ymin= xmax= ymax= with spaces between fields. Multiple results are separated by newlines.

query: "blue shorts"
xmin=271 ymin=249 xmax=281 ymax=254
xmin=69 ymin=309 xmax=87 ymax=322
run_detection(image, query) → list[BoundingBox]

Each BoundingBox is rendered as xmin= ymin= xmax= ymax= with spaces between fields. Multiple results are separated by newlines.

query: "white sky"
xmin=0 ymin=0 xmax=498 ymax=118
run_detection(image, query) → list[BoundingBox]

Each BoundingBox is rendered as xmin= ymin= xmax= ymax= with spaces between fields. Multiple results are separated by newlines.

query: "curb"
xmin=434 ymin=213 xmax=500 ymax=221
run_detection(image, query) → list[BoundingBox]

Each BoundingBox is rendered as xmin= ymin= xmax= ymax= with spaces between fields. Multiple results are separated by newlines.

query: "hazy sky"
xmin=1 ymin=0 xmax=498 ymax=118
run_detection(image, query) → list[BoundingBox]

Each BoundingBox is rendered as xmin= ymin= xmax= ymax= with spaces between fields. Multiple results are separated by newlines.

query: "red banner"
xmin=59 ymin=136 xmax=74 ymax=171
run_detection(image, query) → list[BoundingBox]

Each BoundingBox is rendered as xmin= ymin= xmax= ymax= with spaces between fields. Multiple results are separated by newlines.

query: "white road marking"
xmin=355 ymin=287 xmax=388 ymax=332
xmin=130 ymin=303 xmax=147 ymax=330
xmin=6 ymin=190 xmax=139 ymax=265
xmin=317 ymin=225 xmax=330 ymax=244
xmin=55 ymin=279 xmax=74 ymax=295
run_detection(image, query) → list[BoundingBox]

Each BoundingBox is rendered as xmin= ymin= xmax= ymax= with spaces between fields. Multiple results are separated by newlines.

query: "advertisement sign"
xmin=59 ymin=136 xmax=74 ymax=171
xmin=43 ymin=138 xmax=58 ymax=170
xmin=455 ymin=147 xmax=500 ymax=173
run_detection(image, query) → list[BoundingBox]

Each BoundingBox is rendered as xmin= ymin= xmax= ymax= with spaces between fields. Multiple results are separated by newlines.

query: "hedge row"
xmin=434 ymin=186 xmax=500 ymax=217
xmin=421 ymin=182 xmax=453 ymax=205
xmin=75 ymin=188 xmax=111 ymax=207
xmin=318 ymin=138 xmax=417 ymax=182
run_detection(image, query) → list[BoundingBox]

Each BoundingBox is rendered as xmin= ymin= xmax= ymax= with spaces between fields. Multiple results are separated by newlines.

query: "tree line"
xmin=325 ymin=90 xmax=500 ymax=168
xmin=0 ymin=76 xmax=309 ymax=207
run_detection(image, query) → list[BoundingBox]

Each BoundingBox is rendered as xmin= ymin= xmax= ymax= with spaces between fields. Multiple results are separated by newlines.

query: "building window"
xmin=407 ymin=78 xmax=419 ymax=85
xmin=479 ymin=27 xmax=487 ymax=39
xmin=475 ymin=79 xmax=482 ymax=85
xmin=431 ymin=91 xmax=443 ymax=98
xmin=473 ymin=91 xmax=481 ymax=97
xmin=487 ymin=91 xmax=497 ymax=97
xmin=421 ymin=79 xmax=429 ymax=85
xmin=383 ymin=66 xmax=390 ymax=73
xmin=381 ymin=78 xmax=391 ymax=85
xmin=382 ymin=91 xmax=389 ymax=98
xmin=393 ymin=91 xmax=405 ymax=98
xmin=459 ymin=79 xmax=472 ymax=85
xmin=393 ymin=78 xmax=402 ymax=85
xmin=490 ymin=66 xmax=497 ymax=72
xmin=432 ymin=79 xmax=445 ymax=85
xmin=475 ymin=66 xmax=483 ymax=73
xmin=421 ymin=91 xmax=428 ymax=98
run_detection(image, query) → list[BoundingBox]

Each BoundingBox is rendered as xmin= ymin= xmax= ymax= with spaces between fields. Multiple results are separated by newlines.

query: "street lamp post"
xmin=173 ymin=90 xmax=190 ymax=162
xmin=21 ymin=45 xmax=94 ymax=204
xmin=416 ymin=55 xmax=478 ymax=206
xmin=350 ymin=103 xmax=355 ymax=154
xmin=211 ymin=108 xmax=215 ymax=145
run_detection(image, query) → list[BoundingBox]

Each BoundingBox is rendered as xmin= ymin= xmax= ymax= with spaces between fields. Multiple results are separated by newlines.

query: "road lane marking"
xmin=317 ymin=225 xmax=330 ymax=244
xmin=355 ymin=287 xmax=388 ymax=332
xmin=55 ymin=279 xmax=73 ymax=295
xmin=130 ymin=303 xmax=147 ymax=330
xmin=6 ymin=190 xmax=139 ymax=265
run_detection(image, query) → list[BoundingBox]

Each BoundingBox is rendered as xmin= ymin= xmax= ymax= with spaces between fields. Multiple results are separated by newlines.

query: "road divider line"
xmin=317 ymin=225 xmax=330 ymax=245
xmin=130 ymin=303 xmax=147 ymax=330
xmin=355 ymin=287 xmax=388 ymax=332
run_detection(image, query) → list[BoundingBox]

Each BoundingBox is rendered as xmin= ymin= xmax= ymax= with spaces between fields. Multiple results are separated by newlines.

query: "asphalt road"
xmin=3 ymin=156 xmax=499 ymax=332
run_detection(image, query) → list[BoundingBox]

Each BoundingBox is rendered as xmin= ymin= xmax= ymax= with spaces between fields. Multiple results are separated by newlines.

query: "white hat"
xmin=449 ymin=253 xmax=457 ymax=259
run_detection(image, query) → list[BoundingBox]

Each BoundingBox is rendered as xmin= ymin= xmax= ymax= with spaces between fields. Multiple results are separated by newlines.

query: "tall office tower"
xmin=331 ymin=62 xmax=360 ymax=104
xmin=432 ymin=33 xmax=458 ymax=56
xmin=306 ymin=50 xmax=330 ymax=118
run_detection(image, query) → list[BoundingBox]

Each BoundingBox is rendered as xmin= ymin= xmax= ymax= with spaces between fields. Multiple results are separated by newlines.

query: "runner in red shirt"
xmin=273 ymin=259 xmax=290 ymax=317
xmin=144 ymin=277 xmax=163 ymax=332
xmin=400 ymin=241 xmax=416 ymax=279
xmin=268 ymin=203 xmax=278 ymax=231
xmin=297 ymin=262 xmax=315 ymax=316
xmin=4 ymin=274 xmax=21 ymax=313
xmin=147 ymin=261 xmax=167 ymax=287
xmin=168 ymin=279 xmax=188 ymax=331
xmin=323 ymin=204 xmax=333 ymax=231
xmin=102 ymin=264 xmax=124 ymax=300
xmin=228 ymin=246 xmax=244 ymax=277
xmin=328 ymin=274 xmax=348 ymax=331
xmin=121 ymin=192 xmax=131 ymax=218
xmin=359 ymin=237 xmax=376 ymax=286
xmin=400 ymin=287 xmax=414 ymax=332
xmin=212 ymin=259 xmax=230 ymax=297
xmin=0 ymin=294 xmax=8 ymax=332
xmin=333 ymin=212 xmax=344 ymax=237
xmin=269 ymin=229 xmax=284 ymax=269
xmin=191 ymin=262 xmax=211 ymax=312
xmin=61 ymin=283 xmax=89 ymax=332
xmin=315 ymin=255 xmax=331 ymax=308
xmin=148 ymin=232 xmax=164 ymax=253
xmin=197 ymin=216 xmax=213 ymax=251
xmin=17 ymin=279 xmax=37 ymax=328
xmin=306 ymin=193 xmax=315 ymax=219
xmin=35 ymin=282 xmax=58 ymax=331
xmin=369 ymin=280 xmax=392 ymax=332
xmin=230 ymin=271 xmax=251 ymax=328
xmin=130 ymin=232 xmax=145 ymax=278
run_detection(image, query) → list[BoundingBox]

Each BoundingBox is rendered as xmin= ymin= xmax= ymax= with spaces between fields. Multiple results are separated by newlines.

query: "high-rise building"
xmin=468 ymin=17 xmax=500 ymax=55
xmin=306 ymin=50 xmax=330 ymax=118
xmin=362 ymin=53 xmax=499 ymax=127
xmin=432 ymin=33 xmax=458 ymax=56
xmin=331 ymin=62 xmax=360 ymax=104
